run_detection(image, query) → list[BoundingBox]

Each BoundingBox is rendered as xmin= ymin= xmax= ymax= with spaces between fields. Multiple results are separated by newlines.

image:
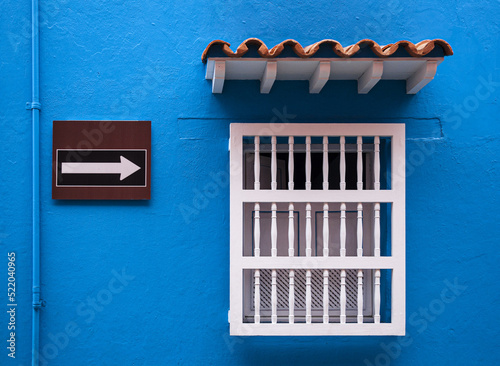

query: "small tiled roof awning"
xmin=202 ymin=38 xmax=453 ymax=94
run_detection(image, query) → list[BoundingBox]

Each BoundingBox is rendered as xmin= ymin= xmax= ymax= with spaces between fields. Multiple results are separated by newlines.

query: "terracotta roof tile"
xmin=202 ymin=38 xmax=453 ymax=62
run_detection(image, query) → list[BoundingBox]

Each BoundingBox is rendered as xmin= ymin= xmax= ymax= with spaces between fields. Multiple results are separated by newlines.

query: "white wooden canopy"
xmin=205 ymin=57 xmax=444 ymax=94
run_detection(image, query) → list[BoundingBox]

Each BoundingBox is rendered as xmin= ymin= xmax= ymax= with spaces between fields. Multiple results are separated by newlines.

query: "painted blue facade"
xmin=1 ymin=0 xmax=499 ymax=364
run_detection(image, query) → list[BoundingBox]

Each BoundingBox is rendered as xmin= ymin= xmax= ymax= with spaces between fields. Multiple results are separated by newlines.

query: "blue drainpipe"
xmin=27 ymin=0 xmax=43 ymax=364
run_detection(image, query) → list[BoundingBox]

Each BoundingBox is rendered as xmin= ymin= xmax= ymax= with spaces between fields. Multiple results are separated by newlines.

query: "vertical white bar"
xmin=254 ymin=136 xmax=260 ymax=190
xmin=272 ymin=269 xmax=277 ymax=324
xmin=357 ymin=136 xmax=363 ymax=190
xmin=340 ymin=269 xmax=346 ymax=324
xmin=323 ymin=136 xmax=329 ymax=190
xmin=357 ymin=203 xmax=363 ymax=257
xmin=254 ymin=269 xmax=260 ymax=323
xmin=306 ymin=203 xmax=312 ymax=257
xmin=288 ymin=136 xmax=294 ymax=190
xmin=374 ymin=203 xmax=380 ymax=257
xmin=306 ymin=270 xmax=312 ymax=324
xmin=374 ymin=136 xmax=380 ymax=190
xmin=306 ymin=136 xmax=311 ymax=190
xmin=323 ymin=269 xmax=329 ymax=324
xmin=323 ymin=203 xmax=329 ymax=257
xmin=288 ymin=202 xmax=295 ymax=324
xmin=374 ymin=269 xmax=381 ymax=324
xmin=357 ymin=270 xmax=363 ymax=323
xmin=271 ymin=203 xmax=277 ymax=257
xmin=374 ymin=202 xmax=381 ymax=324
xmin=306 ymin=200 xmax=312 ymax=324
xmin=340 ymin=136 xmax=346 ymax=190
xmin=289 ymin=270 xmax=295 ymax=323
xmin=254 ymin=203 xmax=260 ymax=257
xmin=340 ymin=203 xmax=346 ymax=257
xmin=288 ymin=203 xmax=294 ymax=257
xmin=271 ymin=136 xmax=277 ymax=190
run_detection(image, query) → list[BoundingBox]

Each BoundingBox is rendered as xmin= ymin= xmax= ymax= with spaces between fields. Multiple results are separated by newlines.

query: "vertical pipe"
xmin=31 ymin=0 xmax=42 ymax=364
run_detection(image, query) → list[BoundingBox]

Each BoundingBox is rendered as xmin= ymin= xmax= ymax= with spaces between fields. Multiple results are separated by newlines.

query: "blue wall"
xmin=1 ymin=0 xmax=499 ymax=364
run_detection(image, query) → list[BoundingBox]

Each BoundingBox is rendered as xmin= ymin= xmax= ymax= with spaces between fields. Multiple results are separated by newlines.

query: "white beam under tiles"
xmin=208 ymin=57 xmax=444 ymax=94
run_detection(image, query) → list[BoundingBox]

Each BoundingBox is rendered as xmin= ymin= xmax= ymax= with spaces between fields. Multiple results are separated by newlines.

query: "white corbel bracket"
xmin=309 ymin=61 xmax=331 ymax=93
xmin=406 ymin=60 xmax=438 ymax=94
xmin=260 ymin=61 xmax=277 ymax=94
xmin=212 ymin=60 xmax=225 ymax=93
xmin=358 ymin=60 xmax=384 ymax=94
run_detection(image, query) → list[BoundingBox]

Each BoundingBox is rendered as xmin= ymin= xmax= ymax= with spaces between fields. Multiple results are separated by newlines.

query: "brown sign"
xmin=52 ymin=121 xmax=151 ymax=200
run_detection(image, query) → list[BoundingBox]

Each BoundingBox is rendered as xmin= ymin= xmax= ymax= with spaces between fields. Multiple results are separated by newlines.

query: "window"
xmin=229 ymin=123 xmax=405 ymax=336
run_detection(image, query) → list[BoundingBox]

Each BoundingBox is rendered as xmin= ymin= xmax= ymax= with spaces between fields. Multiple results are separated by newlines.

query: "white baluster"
xmin=374 ymin=136 xmax=380 ymax=190
xmin=374 ymin=203 xmax=380 ymax=257
xmin=374 ymin=269 xmax=381 ymax=324
xmin=357 ymin=136 xmax=363 ymax=190
xmin=323 ymin=203 xmax=329 ymax=257
xmin=340 ymin=136 xmax=346 ymax=190
xmin=272 ymin=269 xmax=277 ymax=324
xmin=254 ymin=269 xmax=260 ymax=323
xmin=254 ymin=136 xmax=260 ymax=190
xmin=306 ymin=270 xmax=312 ymax=324
xmin=288 ymin=203 xmax=294 ymax=257
xmin=306 ymin=136 xmax=311 ymax=190
xmin=340 ymin=269 xmax=346 ymax=324
xmin=254 ymin=203 xmax=260 ymax=257
xmin=271 ymin=136 xmax=277 ymax=190
xmin=340 ymin=203 xmax=346 ymax=257
xmin=374 ymin=201 xmax=381 ymax=324
xmin=288 ymin=136 xmax=294 ymax=190
xmin=357 ymin=203 xmax=363 ymax=257
xmin=289 ymin=270 xmax=295 ymax=323
xmin=271 ymin=203 xmax=277 ymax=257
xmin=323 ymin=136 xmax=329 ymax=190
xmin=306 ymin=203 xmax=312 ymax=257
xmin=323 ymin=269 xmax=329 ymax=324
xmin=357 ymin=270 xmax=363 ymax=323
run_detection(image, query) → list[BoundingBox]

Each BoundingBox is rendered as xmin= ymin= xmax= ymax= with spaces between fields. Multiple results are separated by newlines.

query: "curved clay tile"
xmin=201 ymin=38 xmax=453 ymax=62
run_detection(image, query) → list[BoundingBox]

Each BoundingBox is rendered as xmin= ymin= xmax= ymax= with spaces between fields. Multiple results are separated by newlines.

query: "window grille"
xmin=229 ymin=123 xmax=405 ymax=335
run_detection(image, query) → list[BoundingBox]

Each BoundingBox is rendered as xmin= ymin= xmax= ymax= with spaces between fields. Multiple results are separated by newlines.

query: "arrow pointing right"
xmin=61 ymin=156 xmax=141 ymax=180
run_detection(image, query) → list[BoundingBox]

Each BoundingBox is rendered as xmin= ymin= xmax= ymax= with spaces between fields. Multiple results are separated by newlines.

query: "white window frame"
xmin=229 ymin=123 xmax=405 ymax=336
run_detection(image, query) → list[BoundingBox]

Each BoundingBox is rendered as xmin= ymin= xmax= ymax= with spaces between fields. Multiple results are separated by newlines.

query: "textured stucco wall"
xmin=1 ymin=0 xmax=499 ymax=365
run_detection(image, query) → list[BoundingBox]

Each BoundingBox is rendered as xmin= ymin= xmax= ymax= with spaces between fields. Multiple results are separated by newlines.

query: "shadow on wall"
xmin=207 ymin=79 xmax=416 ymax=121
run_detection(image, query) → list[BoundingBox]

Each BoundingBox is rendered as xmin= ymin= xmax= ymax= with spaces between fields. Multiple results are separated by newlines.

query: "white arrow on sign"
xmin=61 ymin=156 xmax=141 ymax=181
